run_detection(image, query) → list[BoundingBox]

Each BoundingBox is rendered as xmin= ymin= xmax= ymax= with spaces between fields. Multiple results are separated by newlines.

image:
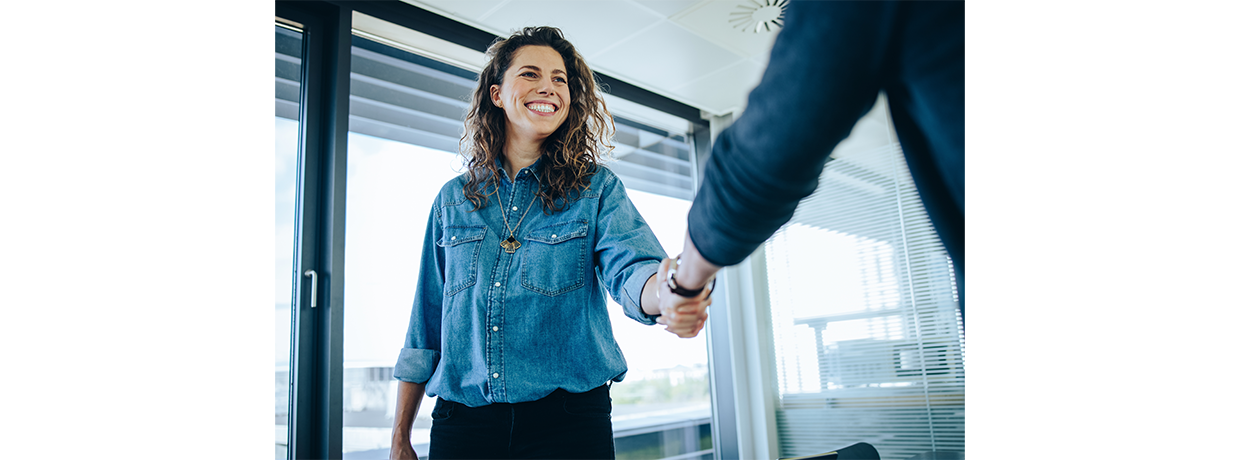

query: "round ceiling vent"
xmin=729 ymin=0 xmax=788 ymax=34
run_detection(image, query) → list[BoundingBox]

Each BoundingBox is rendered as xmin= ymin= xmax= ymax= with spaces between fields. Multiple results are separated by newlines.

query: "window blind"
xmin=273 ymin=34 xmax=697 ymax=200
xmin=762 ymin=96 xmax=964 ymax=459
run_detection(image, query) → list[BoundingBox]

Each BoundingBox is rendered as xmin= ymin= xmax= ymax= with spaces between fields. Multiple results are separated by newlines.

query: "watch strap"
xmin=667 ymin=256 xmax=715 ymax=299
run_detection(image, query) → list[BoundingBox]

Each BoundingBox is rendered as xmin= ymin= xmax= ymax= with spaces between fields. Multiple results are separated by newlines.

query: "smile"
xmin=526 ymin=102 xmax=558 ymax=114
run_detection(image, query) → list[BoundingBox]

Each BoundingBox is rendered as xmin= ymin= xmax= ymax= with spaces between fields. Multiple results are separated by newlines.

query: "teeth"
xmin=527 ymin=103 xmax=555 ymax=113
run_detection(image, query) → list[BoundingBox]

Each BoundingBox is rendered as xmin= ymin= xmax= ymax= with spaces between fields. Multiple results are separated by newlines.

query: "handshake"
xmin=653 ymin=257 xmax=714 ymax=339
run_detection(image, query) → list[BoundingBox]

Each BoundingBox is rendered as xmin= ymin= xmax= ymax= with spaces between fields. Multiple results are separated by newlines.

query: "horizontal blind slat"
xmin=762 ymin=101 xmax=964 ymax=459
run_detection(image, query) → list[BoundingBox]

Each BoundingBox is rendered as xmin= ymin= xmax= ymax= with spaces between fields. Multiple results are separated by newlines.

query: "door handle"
xmin=303 ymin=269 xmax=317 ymax=308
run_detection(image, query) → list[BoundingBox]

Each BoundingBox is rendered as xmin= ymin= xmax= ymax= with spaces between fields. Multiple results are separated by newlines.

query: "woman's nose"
xmin=537 ymin=78 xmax=554 ymax=94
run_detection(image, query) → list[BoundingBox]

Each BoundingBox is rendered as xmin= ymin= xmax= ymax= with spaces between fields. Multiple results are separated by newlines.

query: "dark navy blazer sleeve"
xmin=687 ymin=0 xmax=964 ymax=268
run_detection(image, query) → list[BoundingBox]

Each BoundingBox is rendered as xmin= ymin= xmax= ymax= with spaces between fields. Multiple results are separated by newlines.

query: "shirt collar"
xmin=493 ymin=155 xmax=544 ymax=185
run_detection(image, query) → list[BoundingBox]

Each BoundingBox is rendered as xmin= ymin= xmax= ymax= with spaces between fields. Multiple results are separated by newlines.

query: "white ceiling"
xmin=399 ymin=0 xmax=782 ymax=118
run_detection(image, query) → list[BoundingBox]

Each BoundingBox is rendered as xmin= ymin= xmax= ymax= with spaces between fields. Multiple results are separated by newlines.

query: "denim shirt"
xmin=393 ymin=158 xmax=667 ymax=407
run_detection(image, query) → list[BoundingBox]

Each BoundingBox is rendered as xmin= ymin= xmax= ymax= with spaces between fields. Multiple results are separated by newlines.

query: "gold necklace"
xmin=495 ymin=182 xmax=539 ymax=253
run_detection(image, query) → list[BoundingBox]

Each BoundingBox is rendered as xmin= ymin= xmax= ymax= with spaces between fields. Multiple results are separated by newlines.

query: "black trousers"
xmin=428 ymin=384 xmax=615 ymax=460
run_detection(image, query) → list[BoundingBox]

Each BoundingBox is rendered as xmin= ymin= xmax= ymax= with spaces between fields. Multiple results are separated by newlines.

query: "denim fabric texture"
xmin=394 ymin=157 xmax=666 ymax=407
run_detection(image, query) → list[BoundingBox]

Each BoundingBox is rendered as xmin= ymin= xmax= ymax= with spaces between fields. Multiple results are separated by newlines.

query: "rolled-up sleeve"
xmin=592 ymin=172 xmax=667 ymax=326
xmin=394 ymin=203 xmax=445 ymax=383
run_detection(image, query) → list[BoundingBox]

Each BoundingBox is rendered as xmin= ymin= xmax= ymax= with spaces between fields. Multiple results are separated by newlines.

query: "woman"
xmin=388 ymin=27 xmax=710 ymax=460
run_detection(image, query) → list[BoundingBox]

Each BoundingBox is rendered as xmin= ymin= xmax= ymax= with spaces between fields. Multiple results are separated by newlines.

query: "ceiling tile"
xmin=404 ymin=0 xmax=508 ymax=21
xmin=590 ymin=21 xmax=744 ymax=102
xmin=673 ymin=0 xmax=781 ymax=58
xmin=477 ymin=0 xmax=664 ymax=58
xmin=749 ymin=49 xmax=771 ymax=70
xmin=668 ymin=58 xmax=763 ymax=115
xmin=399 ymin=0 xmax=778 ymax=117
xmin=631 ymin=0 xmax=704 ymax=18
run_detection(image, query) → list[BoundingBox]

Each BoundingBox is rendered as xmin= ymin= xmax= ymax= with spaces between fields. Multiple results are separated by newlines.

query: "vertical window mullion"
xmin=277 ymin=1 xmax=352 ymax=459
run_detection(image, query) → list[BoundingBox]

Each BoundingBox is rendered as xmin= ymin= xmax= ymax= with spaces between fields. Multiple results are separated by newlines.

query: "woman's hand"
xmin=389 ymin=439 xmax=418 ymax=460
xmin=389 ymin=381 xmax=426 ymax=460
xmin=655 ymin=258 xmax=711 ymax=338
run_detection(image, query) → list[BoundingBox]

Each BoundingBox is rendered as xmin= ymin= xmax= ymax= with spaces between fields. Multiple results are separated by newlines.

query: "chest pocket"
xmin=437 ymin=225 xmax=486 ymax=297
xmin=521 ymin=220 xmax=589 ymax=296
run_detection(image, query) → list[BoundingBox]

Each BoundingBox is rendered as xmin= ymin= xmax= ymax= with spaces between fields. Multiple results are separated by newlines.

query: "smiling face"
xmin=489 ymin=45 xmax=571 ymax=146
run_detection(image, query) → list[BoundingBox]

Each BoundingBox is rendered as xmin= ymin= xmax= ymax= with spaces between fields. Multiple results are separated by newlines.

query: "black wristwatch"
xmin=666 ymin=256 xmax=715 ymax=299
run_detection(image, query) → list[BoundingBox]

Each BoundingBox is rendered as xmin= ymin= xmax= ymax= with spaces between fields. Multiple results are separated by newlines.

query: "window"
xmin=274 ymin=4 xmax=719 ymax=456
xmin=336 ymin=33 xmax=711 ymax=459
xmin=763 ymin=96 xmax=965 ymax=459
xmin=339 ymin=35 xmax=471 ymax=457
xmin=610 ymin=189 xmax=712 ymax=460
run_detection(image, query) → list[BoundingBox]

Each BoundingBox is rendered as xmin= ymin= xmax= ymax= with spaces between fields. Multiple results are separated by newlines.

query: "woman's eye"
xmin=554 ymin=77 xmax=567 ymax=83
xmin=521 ymin=71 xmax=537 ymax=78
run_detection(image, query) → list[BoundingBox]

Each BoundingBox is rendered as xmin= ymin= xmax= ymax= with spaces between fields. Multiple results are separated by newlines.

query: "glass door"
xmin=275 ymin=3 xmax=353 ymax=458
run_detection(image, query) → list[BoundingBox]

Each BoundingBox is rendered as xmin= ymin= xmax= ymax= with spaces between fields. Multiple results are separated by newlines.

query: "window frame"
xmin=275 ymin=2 xmax=730 ymax=458
xmin=276 ymin=2 xmax=353 ymax=459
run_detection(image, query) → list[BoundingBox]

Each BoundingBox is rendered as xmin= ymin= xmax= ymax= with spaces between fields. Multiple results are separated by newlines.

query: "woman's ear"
xmin=490 ymin=84 xmax=502 ymax=108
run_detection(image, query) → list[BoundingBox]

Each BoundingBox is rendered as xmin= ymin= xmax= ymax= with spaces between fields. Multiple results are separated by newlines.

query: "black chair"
xmin=780 ymin=442 xmax=880 ymax=460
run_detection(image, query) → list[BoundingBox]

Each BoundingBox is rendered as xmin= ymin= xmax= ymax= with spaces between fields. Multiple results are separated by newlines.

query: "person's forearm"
xmin=644 ymin=257 xmax=711 ymax=338
xmin=640 ymin=272 xmax=660 ymax=317
xmin=391 ymin=380 xmax=426 ymax=442
xmin=675 ymin=231 xmax=721 ymax=290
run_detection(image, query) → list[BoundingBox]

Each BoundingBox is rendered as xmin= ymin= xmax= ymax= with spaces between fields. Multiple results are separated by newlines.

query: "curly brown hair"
xmin=460 ymin=26 xmax=615 ymax=213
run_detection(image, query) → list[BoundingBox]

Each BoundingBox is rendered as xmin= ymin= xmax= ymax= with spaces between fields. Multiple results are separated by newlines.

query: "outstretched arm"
xmin=669 ymin=231 xmax=721 ymax=293
xmin=687 ymin=1 xmax=892 ymax=267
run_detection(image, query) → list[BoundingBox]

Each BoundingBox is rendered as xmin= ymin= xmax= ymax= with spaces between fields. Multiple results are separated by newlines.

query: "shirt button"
xmin=493 ymin=373 xmax=500 ymax=378
xmin=495 ymin=282 xmax=501 ymax=287
xmin=492 ymin=326 xmax=499 ymax=331
xmin=512 ymin=206 xmax=518 ymax=211
xmin=551 ymin=234 xmax=557 ymax=238
xmin=450 ymin=236 xmax=456 ymax=240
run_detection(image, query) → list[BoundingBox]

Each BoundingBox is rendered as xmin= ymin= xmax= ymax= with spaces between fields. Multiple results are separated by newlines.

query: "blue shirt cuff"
xmin=393 ymin=348 xmax=440 ymax=383
xmin=623 ymin=262 xmax=660 ymax=326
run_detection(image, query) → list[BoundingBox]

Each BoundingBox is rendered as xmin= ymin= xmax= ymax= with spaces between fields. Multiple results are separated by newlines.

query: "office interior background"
xmin=275 ymin=1 xmax=960 ymax=459
xmin=6 ymin=1 xmax=1238 ymax=460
